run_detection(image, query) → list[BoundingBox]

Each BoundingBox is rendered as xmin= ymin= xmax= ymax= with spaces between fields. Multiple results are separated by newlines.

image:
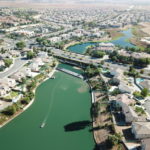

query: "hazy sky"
xmin=1 ymin=0 xmax=150 ymax=4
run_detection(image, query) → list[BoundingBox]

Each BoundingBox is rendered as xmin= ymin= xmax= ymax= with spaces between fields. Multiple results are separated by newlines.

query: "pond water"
xmin=0 ymin=71 xmax=95 ymax=150
xmin=68 ymin=28 xmax=136 ymax=54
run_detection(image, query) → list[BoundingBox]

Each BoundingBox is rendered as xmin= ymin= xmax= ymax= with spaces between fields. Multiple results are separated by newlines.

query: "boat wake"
xmin=40 ymin=74 xmax=62 ymax=128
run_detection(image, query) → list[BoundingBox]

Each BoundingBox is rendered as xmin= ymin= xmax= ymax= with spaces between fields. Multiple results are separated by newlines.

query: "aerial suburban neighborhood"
xmin=0 ymin=1 xmax=150 ymax=150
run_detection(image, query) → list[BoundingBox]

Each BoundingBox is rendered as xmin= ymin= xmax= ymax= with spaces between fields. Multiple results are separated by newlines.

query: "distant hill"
xmin=1 ymin=0 xmax=150 ymax=4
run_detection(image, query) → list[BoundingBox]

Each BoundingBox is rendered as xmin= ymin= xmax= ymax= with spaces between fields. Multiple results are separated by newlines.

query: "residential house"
xmin=38 ymin=52 xmax=48 ymax=59
xmin=20 ymin=67 xmax=32 ymax=77
xmin=111 ymin=94 xmax=134 ymax=106
xmin=60 ymin=34 xmax=71 ymax=40
xmin=122 ymin=103 xmax=138 ymax=124
xmin=1 ymin=53 xmax=13 ymax=59
xmin=132 ymin=122 xmax=150 ymax=139
xmin=0 ymin=78 xmax=16 ymax=96
xmin=33 ymin=58 xmax=44 ymax=66
xmin=110 ymin=67 xmax=133 ymax=94
xmin=99 ymin=42 xmax=115 ymax=48
xmin=10 ymin=71 xmax=26 ymax=82
xmin=141 ymin=37 xmax=150 ymax=45
xmin=48 ymin=37 xmax=61 ymax=43
xmin=14 ymin=30 xmax=35 ymax=37
xmin=140 ymin=80 xmax=150 ymax=91
xmin=0 ymin=78 xmax=17 ymax=88
xmin=118 ymin=50 xmax=150 ymax=59
xmin=9 ymin=50 xmax=21 ymax=57
xmin=29 ymin=63 xmax=40 ymax=72
xmin=0 ymin=60 xmax=4 ymax=67
xmin=119 ymin=82 xmax=133 ymax=94
xmin=141 ymin=138 xmax=150 ymax=150
xmin=0 ymin=84 xmax=11 ymax=96
xmin=110 ymin=68 xmax=123 ymax=77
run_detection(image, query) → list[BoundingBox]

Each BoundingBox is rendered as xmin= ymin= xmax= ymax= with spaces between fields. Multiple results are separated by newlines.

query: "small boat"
xmin=50 ymin=76 xmax=55 ymax=79
xmin=40 ymin=123 xmax=45 ymax=128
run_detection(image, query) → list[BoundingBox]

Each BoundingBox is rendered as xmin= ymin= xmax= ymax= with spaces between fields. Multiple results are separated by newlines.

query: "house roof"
xmin=0 ymin=78 xmax=16 ymax=85
xmin=110 ymin=68 xmax=123 ymax=77
xmin=99 ymin=42 xmax=114 ymax=47
xmin=132 ymin=122 xmax=150 ymax=135
xmin=122 ymin=103 xmax=138 ymax=121
xmin=119 ymin=82 xmax=132 ymax=93
xmin=140 ymin=80 xmax=150 ymax=90
xmin=111 ymin=94 xmax=134 ymax=105
xmin=141 ymin=138 xmax=150 ymax=150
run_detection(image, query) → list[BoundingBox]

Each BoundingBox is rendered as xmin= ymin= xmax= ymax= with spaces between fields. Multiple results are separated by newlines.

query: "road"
xmin=0 ymin=57 xmax=28 ymax=78
xmin=51 ymin=48 xmax=101 ymax=65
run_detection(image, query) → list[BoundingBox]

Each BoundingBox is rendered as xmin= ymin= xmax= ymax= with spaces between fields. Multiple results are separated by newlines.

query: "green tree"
xmin=21 ymin=96 xmax=30 ymax=104
xmin=1 ymin=47 xmax=6 ymax=53
xmin=133 ymin=91 xmax=142 ymax=98
xmin=27 ymin=51 xmax=36 ymax=59
xmin=16 ymin=41 xmax=26 ymax=50
xmin=91 ymin=102 xmax=100 ymax=118
xmin=128 ymin=66 xmax=139 ymax=77
xmin=108 ymin=133 xmax=122 ymax=147
xmin=3 ymin=105 xmax=16 ymax=116
xmin=85 ymin=65 xmax=100 ymax=78
xmin=4 ymin=58 xmax=13 ymax=67
xmin=141 ymin=88 xmax=149 ymax=98
xmin=91 ymin=51 xmax=106 ymax=58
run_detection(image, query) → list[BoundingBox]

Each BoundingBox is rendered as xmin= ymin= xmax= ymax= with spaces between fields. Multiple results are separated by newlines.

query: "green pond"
xmin=0 ymin=71 xmax=95 ymax=150
xmin=68 ymin=28 xmax=136 ymax=54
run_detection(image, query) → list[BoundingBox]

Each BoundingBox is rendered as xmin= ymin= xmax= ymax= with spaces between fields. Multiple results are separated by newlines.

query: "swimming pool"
xmin=136 ymin=78 xmax=145 ymax=84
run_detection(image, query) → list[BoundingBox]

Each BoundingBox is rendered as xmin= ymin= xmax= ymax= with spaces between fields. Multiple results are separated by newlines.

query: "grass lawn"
xmin=4 ymin=91 xmax=19 ymax=100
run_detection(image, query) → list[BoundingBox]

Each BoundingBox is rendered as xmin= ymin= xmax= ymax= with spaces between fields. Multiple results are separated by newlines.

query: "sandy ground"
xmin=140 ymin=22 xmax=150 ymax=36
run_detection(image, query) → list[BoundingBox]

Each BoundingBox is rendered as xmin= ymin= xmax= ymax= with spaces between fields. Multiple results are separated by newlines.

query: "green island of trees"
xmin=16 ymin=41 xmax=26 ymax=50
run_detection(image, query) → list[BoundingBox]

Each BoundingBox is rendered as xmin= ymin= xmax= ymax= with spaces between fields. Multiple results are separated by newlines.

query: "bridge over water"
xmin=51 ymin=49 xmax=101 ymax=68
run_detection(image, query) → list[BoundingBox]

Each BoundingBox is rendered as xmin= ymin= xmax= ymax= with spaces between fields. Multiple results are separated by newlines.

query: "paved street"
xmin=144 ymin=100 xmax=150 ymax=115
xmin=0 ymin=57 xmax=28 ymax=78
xmin=51 ymin=48 xmax=101 ymax=65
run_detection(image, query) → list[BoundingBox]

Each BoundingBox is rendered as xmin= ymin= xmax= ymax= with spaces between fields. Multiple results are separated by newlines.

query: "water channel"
xmin=0 ymin=69 xmax=95 ymax=150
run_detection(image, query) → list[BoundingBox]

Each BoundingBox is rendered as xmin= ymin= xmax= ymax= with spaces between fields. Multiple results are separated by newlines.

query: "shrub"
xmin=108 ymin=133 xmax=122 ymax=146
xmin=2 ymin=105 xmax=16 ymax=116
xmin=141 ymin=88 xmax=149 ymax=98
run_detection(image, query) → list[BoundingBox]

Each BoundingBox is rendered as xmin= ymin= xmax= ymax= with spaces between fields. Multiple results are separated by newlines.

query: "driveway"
xmin=0 ymin=57 xmax=28 ymax=78
xmin=144 ymin=99 xmax=150 ymax=115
